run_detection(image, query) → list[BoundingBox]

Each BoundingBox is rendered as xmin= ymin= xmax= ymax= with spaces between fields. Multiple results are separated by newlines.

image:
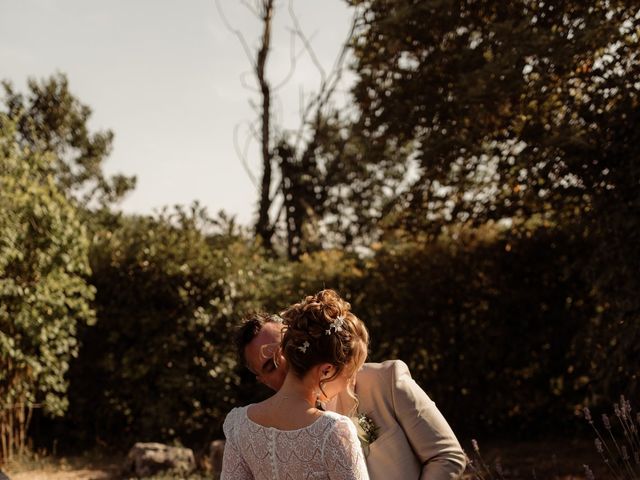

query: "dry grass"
xmin=2 ymin=438 xmax=610 ymax=480
xmin=3 ymin=452 xmax=119 ymax=480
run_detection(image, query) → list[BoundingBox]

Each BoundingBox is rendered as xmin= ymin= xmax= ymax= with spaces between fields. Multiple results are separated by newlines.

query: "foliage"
xmin=57 ymin=209 xmax=626 ymax=445
xmin=60 ymin=206 xmax=279 ymax=446
xmin=353 ymin=223 xmax=596 ymax=434
xmin=273 ymin=114 xmax=413 ymax=255
xmin=0 ymin=115 xmax=95 ymax=459
xmin=59 ymin=204 xmax=373 ymax=446
xmin=348 ymin=0 xmax=640 ymax=225
xmin=65 ymin=210 xmax=601 ymax=443
xmin=1 ymin=73 xmax=136 ymax=208
xmin=346 ymin=0 xmax=640 ymax=413
xmin=3 ymin=0 xmax=639 ymax=453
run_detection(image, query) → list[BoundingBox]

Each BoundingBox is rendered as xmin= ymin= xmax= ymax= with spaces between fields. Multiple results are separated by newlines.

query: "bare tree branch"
xmin=215 ymin=0 xmax=256 ymax=69
xmin=272 ymin=95 xmax=285 ymax=134
xmin=272 ymin=29 xmax=298 ymax=92
xmin=272 ymin=30 xmax=321 ymax=92
xmin=218 ymin=0 xmax=358 ymax=254
xmin=240 ymin=71 xmax=261 ymax=93
xmin=239 ymin=0 xmax=259 ymax=16
xmin=233 ymin=122 xmax=258 ymax=188
xmin=248 ymin=98 xmax=260 ymax=116
xmin=271 ymin=195 xmax=286 ymax=234
xmin=247 ymin=120 xmax=262 ymax=150
xmin=298 ymin=85 xmax=305 ymax=124
xmin=291 ymin=8 xmax=358 ymax=153
xmin=288 ymin=0 xmax=326 ymax=85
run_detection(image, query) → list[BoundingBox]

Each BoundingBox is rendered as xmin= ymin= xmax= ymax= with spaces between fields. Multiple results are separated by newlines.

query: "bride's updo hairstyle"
xmin=280 ymin=289 xmax=369 ymax=397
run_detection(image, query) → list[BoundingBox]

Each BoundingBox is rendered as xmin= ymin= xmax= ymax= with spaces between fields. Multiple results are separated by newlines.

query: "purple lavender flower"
xmin=472 ymin=439 xmax=480 ymax=453
xmin=584 ymin=406 xmax=593 ymax=422
xmin=583 ymin=464 xmax=595 ymax=480
xmin=602 ymin=413 xmax=611 ymax=430
xmin=595 ymin=438 xmax=604 ymax=454
xmin=614 ymin=403 xmax=621 ymax=418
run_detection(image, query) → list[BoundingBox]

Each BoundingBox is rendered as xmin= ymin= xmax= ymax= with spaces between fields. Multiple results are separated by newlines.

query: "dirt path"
xmin=4 ymin=458 xmax=120 ymax=480
xmin=8 ymin=468 xmax=114 ymax=480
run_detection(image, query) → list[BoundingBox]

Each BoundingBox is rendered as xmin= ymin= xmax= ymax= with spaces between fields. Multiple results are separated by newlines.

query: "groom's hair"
xmin=234 ymin=312 xmax=281 ymax=366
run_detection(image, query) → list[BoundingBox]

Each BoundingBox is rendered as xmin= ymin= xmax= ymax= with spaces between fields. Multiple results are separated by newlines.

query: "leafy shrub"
xmin=60 ymin=206 xmax=279 ymax=447
xmin=356 ymin=223 xmax=597 ymax=435
xmin=0 ymin=115 xmax=95 ymax=458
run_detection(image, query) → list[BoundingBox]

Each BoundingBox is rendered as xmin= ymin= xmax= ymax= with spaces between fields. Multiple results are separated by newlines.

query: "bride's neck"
xmin=274 ymin=372 xmax=318 ymax=408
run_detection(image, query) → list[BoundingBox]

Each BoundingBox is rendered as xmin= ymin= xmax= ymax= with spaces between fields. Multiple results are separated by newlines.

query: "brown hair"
xmin=234 ymin=312 xmax=283 ymax=366
xmin=280 ymin=289 xmax=369 ymax=399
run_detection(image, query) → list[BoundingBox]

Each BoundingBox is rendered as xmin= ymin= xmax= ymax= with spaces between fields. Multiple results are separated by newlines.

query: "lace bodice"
xmin=221 ymin=406 xmax=369 ymax=480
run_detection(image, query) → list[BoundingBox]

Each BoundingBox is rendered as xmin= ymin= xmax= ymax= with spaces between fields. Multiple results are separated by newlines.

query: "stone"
xmin=125 ymin=442 xmax=196 ymax=478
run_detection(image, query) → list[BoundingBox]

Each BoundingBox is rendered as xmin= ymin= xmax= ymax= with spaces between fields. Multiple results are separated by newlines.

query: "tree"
xmin=218 ymin=0 xmax=410 ymax=257
xmin=2 ymin=73 xmax=136 ymax=209
xmin=347 ymin=0 xmax=640 ymax=402
xmin=0 ymin=115 xmax=95 ymax=461
xmin=348 ymin=0 xmax=638 ymax=226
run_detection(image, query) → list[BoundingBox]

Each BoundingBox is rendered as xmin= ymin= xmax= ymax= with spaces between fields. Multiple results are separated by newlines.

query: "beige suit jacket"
xmin=332 ymin=360 xmax=466 ymax=480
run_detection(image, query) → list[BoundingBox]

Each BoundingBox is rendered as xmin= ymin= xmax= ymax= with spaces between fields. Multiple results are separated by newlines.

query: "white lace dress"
xmin=221 ymin=406 xmax=370 ymax=480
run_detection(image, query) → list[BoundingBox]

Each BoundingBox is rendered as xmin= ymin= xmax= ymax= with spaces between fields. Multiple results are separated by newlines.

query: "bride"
xmin=221 ymin=290 xmax=370 ymax=479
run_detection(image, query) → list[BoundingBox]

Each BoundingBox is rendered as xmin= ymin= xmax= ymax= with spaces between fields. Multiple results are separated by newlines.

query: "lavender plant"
xmin=462 ymin=396 xmax=640 ymax=479
xmin=583 ymin=395 xmax=640 ymax=479
xmin=465 ymin=439 xmax=509 ymax=480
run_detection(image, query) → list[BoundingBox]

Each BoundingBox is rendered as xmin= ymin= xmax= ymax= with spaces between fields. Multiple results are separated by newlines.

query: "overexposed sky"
xmin=0 ymin=0 xmax=354 ymax=225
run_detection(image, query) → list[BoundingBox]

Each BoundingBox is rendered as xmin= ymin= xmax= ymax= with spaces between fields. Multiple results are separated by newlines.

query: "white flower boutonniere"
xmin=351 ymin=413 xmax=379 ymax=457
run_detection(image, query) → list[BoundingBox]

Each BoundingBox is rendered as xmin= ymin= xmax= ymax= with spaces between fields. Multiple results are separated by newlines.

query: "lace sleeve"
xmin=220 ymin=409 xmax=254 ymax=480
xmin=323 ymin=415 xmax=370 ymax=480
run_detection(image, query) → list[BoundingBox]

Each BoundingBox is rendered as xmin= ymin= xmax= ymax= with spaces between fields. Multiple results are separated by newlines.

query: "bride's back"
xmin=246 ymin=398 xmax=322 ymax=431
xmin=222 ymin=406 xmax=366 ymax=480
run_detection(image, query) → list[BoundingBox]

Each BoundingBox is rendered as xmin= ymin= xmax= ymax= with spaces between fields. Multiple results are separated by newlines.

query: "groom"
xmin=235 ymin=313 xmax=467 ymax=480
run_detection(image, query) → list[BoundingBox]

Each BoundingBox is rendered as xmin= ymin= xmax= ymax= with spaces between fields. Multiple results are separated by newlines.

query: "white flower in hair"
xmin=298 ymin=341 xmax=310 ymax=353
xmin=325 ymin=315 xmax=346 ymax=335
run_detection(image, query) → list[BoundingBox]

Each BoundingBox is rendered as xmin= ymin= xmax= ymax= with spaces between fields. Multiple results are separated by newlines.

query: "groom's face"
xmin=244 ymin=321 xmax=287 ymax=391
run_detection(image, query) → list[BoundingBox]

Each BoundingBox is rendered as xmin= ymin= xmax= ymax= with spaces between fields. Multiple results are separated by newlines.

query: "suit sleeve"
xmin=389 ymin=360 xmax=467 ymax=480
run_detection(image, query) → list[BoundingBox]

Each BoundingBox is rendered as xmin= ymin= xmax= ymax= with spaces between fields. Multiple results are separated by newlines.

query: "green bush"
xmin=355 ymin=223 xmax=597 ymax=434
xmin=62 ymin=206 xmax=280 ymax=446
xmin=59 ymin=215 xmax=607 ymax=446
xmin=0 ymin=115 xmax=95 ymax=457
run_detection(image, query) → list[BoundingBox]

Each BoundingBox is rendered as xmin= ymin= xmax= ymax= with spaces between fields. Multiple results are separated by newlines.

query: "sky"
xmin=0 ymin=0 xmax=355 ymax=226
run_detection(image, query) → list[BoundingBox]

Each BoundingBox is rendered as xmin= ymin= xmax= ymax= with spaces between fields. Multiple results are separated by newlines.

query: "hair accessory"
xmin=260 ymin=342 xmax=279 ymax=359
xmin=297 ymin=341 xmax=310 ymax=353
xmin=271 ymin=314 xmax=284 ymax=323
xmin=325 ymin=315 xmax=346 ymax=335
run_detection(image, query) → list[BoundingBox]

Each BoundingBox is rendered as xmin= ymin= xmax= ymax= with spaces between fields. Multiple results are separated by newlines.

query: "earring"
xmin=314 ymin=385 xmax=326 ymax=411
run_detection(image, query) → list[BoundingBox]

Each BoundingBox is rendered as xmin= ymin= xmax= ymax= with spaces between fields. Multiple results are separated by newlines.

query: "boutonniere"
xmin=351 ymin=413 xmax=379 ymax=457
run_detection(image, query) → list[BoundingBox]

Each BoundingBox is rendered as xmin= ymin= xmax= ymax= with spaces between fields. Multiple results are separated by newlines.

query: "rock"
xmin=208 ymin=440 xmax=225 ymax=476
xmin=125 ymin=442 xmax=196 ymax=478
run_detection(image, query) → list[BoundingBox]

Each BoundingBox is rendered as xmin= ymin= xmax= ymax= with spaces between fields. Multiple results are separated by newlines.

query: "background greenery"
xmin=1 ymin=0 xmax=638 ymax=460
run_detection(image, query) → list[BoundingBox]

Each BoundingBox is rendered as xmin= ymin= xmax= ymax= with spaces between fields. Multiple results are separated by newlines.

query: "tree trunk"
xmin=255 ymin=0 xmax=275 ymax=250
